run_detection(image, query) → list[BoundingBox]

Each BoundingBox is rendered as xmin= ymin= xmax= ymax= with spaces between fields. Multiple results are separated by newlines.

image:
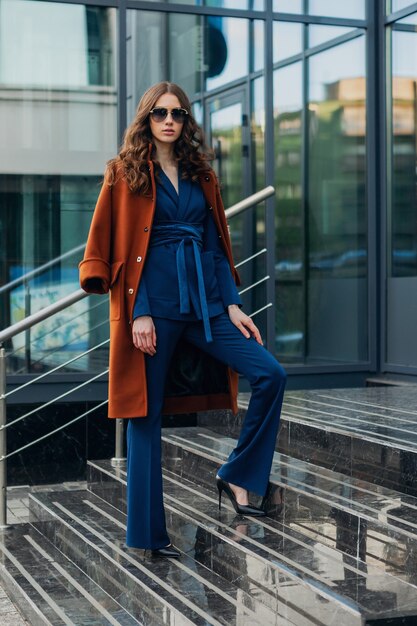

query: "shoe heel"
xmin=217 ymin=483 xmax=223 ymax=510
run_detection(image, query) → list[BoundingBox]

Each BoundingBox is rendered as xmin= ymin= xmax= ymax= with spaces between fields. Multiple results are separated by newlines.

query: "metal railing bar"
xmin=0 ymin=244 xmax=86 ymax=295
xmin=0 ymin=289 xmax=87 ymax=345
xmin=9 ymin=297 xmax=107 ymax=358
xmin=0 ymin=188 xmax=275 ymax=345
xmin=225 ymin=186 xmax=275 ymax=219
xmin=238 ymin=275 xmax=270 ymax=295
xmin=248 ymin=302 xmax=273 ymax=318
xmin=235 ymin=248 xmax=267 ymax=268
xmin=8 ymin=301 xmax=107 ymax=366
xmin=0 ymin=369 xmax=108 ymax=431
xmin=4 ymin=340 xmax=110 ymax=399
xmin=0 ymin=186 xmax=274 ymax=300
xmin=0 ymin=400 xmax=108 ymax=461
xmin=13 ymin=318 xmax=110 ymax=375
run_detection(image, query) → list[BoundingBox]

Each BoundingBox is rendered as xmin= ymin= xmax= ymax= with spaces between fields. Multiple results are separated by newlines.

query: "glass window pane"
xmin=251 ymin=78 xmax=267 ymax=341
xmin=386 ymin=25 xmax=417 ymax=367
xmin=206 ymin=18 xmax=249 ymax=91
xmin=396 ymin=10 xmax=417 ymax=24
xmin=252 ymin=77 xmax=265 ymax=190
xmin=146 ymin=0 xmax=264 ymax=7
xmin=0 ymin=0 xmax=116 ymax=371
xmin=309 ymin=25 xmax=356 ymax=49
xmin=274 ymin=0 xmax=303 ymax=13
xmin=309 ymin=0 xmax=365 ymax=19
xmin=205 ymin=0 xmax=263 ymax=7
xmin=274 ymin=22 xmax=303 ymax=63
xmin=392 ymin=0 xmax=416 ymax=12
xmin=253 ymin=20 xmax=265 ymax=71
xmin=308 ymin=36 xmax=367 ymax=363
xmin=127 ymin=11 xmax=248 ymax=104
xmin=274 ymin=62 xmax=304 ymax=360
xmin=390 ymin=29 xmax=417 ymax=278
xmin=0 ymin=0 xmax=115 ymax=87
xmin=127 ymin=10 xmax=202 ymax=120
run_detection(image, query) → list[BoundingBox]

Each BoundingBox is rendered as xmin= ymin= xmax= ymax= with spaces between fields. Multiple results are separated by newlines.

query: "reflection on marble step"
xmin=159 ymin=428 xmax=417 ymax=585
xmin=29 ymin=489 xmax=282 ymax=626
xmin=199 ymin=387 xmax=417 ymax=496
xmin=34 ymin=484 xmax=363 ymax=626
xmin=87 ymin=460 xmax=417 ymax=625
xmin=0 ymin=523 xmax=137 ymax=625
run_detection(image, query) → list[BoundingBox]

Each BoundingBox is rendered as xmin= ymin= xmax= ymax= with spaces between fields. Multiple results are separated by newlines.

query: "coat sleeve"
xmin=203 ymin=210 xmax=242 ymax=309
xmin=133 ymin=275 xmax=152 ymax=319
xmin=79 ymin=180 xmax=112 ymax=294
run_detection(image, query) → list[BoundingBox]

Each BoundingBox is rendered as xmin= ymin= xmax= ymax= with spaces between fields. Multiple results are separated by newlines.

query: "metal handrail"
xmin=225 ymin=186 xmax=274 ymax=218
xmin=0 ymin=186 xmax=274 ymax=298
xmin=2 ymin=400 xmax=108 ymax=461
xmin=13 ymin=318 xmax=109 ymax=376
xmin=0 ymin=244 xmax=86 ymax=295
xmin=9 ymin=297 xmax=107 ymax=359
xmin=238 ymin=275 xmax=270 ymax=295
xmin=0 ymin=186 xmax=275 ymax=345
xmin=0 ymin=289 xmax=87 ymax=344
xmin=4 ymin=339 xmax=110 ymax=400
xmin=235 ymin=248 xmax=267 ymax=268
xmin=0 ymin=184 xmax=275 ymax=527
xmin=1 ymin=369 xmax=108 ymax=432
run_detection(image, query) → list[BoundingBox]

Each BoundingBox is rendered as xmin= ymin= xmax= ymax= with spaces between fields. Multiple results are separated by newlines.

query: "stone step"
xmin=159 ymin=427 xmax=417 ymax=585
xmin=29 ymin=488 xmax=274 ymax=626
xmin=0 ymin=523 xmax=137 ymax=625
xmin=203 ymin=387 xmax=417 ymax=496
xmin=87 ymin=459 xmax=417 ymax=625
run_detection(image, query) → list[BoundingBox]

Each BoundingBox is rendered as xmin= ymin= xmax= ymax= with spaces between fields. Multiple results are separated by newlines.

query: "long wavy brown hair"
xmin=105 ymin=82 xmax=213 ymax=195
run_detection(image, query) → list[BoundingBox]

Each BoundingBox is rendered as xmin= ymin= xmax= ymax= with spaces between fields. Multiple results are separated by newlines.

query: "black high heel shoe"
xmin=151 ymin=543 xmax=180 ymax=558
xmin=261 ymin=482 xmax=283 ymax=513
xmin=216 ymin=475 xmax=266 ymax=516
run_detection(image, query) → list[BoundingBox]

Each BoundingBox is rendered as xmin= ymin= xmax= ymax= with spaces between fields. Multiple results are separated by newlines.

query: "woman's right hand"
xmin=132 ymin=316 xmax=157 ymax=355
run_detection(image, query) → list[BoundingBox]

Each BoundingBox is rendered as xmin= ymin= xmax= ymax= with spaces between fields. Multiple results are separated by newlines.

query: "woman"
xmin=79 ymin=81 xmax=286 ymax=559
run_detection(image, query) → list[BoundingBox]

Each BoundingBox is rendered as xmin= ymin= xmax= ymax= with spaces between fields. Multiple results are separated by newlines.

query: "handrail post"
xmin=0 ymin=347 xmax=8 ymax=527
xmin=111 ymin=418 xmax=125 ymax=466
xmin=24 ymin=281 xmax=31 ymax=372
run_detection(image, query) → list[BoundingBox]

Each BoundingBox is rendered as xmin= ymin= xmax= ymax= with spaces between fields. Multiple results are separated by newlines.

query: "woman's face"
xmin=149 ymin=93 xmax=185 ymax=146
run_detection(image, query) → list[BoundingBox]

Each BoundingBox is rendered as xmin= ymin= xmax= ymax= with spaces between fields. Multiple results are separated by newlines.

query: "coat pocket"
xmin=109 ymin=261 xmax=124 ymax=321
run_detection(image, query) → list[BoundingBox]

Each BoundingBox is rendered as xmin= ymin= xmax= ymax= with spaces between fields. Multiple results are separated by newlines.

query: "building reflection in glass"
xmin=0 ymin=1 xmax=117 ymax=373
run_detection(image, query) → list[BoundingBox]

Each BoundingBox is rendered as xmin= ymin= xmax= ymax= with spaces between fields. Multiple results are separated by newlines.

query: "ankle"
xmin=229 ymin=482 xmax=249 ymax=505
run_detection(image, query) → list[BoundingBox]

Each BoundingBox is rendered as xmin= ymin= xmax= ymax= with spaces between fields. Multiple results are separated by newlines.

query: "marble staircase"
xmin=1 ymin=387 xmax=417 ymax=624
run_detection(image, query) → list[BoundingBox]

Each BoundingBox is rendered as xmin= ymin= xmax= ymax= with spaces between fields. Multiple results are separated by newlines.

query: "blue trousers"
xmin=126 ymin=312 xmax=286 ymax=549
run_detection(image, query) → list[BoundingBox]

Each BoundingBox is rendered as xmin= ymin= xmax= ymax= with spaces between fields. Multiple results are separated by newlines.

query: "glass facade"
xmin=1 ymin=0 xmax=417 ymax=381
xmin=385 ymin=7 xmax=417 ymax=370
xmin=307 ymin=36 xmax=367 ymax=364
xmin=0 ymin=0 xmax=116 ymax=373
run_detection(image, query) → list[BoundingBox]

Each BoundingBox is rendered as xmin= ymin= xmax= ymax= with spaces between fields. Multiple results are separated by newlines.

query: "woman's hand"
xmin=227 ymin=305 xmax=262 ymax=345
xmin=132 ymin=316 xmax=157 ymax=355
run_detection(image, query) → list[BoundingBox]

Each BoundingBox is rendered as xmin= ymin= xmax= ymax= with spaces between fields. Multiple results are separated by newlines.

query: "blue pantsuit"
xmin=126 ymin=168 xmax=286 ymax=549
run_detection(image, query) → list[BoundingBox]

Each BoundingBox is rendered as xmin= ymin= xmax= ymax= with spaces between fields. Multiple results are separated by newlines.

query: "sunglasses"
xmin=149 ymin=107 xmax=188 ymax=123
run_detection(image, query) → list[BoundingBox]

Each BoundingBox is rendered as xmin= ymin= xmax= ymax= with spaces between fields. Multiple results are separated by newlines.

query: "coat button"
xmin=209 ymin=206 xmax=213 ymax=211
xmin=128 ymin=288 xmax=134 ymax=294
xmin=204 ymin=175 xmax=210 ymax=181
xmin=137 ymin=256 xmax=142 ymax=262
xmin=218 ymin=235 xmax=222 ymax=239
xmin=144 ymin=227 xmax=149 ymax=232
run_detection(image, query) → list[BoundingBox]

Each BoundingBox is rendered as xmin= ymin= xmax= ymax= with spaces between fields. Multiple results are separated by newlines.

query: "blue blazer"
xmin=133 ymin=169 xmax=241 ymax=341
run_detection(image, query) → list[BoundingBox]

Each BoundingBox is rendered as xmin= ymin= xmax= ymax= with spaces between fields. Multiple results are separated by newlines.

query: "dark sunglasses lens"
xmin=171 ymin=108 xmax=187 ymax=122
xmin=150 ymin=108 xmax=167 ymax=122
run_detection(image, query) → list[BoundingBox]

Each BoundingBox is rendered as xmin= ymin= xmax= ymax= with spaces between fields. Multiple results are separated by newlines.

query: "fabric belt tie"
xmin=150 ymin=222 xmax=213 ymax=343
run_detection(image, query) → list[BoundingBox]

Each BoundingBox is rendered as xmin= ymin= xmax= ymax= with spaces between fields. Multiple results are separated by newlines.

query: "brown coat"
xmin=79 ymin=159 xmax=241 ymax=418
